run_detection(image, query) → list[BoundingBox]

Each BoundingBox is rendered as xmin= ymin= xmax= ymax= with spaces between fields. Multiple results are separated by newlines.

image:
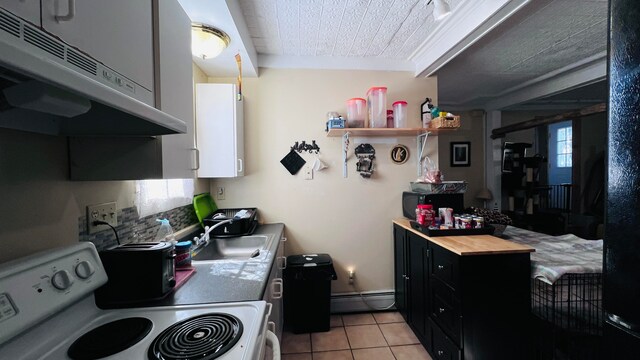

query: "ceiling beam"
xmin=412 ymin=0 xmax=533 ymax=78
xmin=490 ymin=103 xmax=606 ymax=139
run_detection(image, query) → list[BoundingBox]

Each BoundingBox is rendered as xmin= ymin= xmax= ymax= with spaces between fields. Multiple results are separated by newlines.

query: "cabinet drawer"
xmin=430 ymin=244 xmax=460 ymax=290
xmin=431 ymin=278 xmax=462 ymax=346
xmin=429 ymin=319 xmax=461 ymax=360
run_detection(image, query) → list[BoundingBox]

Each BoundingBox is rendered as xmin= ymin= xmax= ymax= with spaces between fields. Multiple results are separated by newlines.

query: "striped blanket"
xmin=502 ymin=226 xmax=603 ymax=284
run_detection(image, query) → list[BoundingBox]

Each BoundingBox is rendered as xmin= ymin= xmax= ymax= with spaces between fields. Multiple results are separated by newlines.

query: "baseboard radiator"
xmin=330 ymin=290 xmax=396 ymax=313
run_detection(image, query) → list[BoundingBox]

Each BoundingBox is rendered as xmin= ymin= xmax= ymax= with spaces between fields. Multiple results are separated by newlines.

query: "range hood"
xmin=0 ymin=8 xmax=186 ymax=136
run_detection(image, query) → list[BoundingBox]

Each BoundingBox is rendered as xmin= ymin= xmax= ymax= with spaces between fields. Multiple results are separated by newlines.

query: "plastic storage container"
xmin=386 ymin=110 xmax=394 ymax=128
xmin=175 ymin=241 xmax=192 ymax=268
xmin=284 ymin=254 xmax=337 ymax=333
xmin=346 ymin=98 xmax=367 ymax=128
xmin=367 ymin=87 xmax=387 ymax=128
xmin=393 ymin=101 xmax=408 ymax=128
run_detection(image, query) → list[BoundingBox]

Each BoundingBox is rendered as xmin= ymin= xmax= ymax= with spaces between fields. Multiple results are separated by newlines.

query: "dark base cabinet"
xmin=393 ymin=222 xmax=532 ymax=360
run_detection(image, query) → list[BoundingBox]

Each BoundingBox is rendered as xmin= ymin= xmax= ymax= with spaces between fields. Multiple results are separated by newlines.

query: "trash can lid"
xmin=288 ymin=254 xmax=333 ymax=267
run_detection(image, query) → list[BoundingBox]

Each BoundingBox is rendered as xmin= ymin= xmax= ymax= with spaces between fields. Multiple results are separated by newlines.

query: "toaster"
xmin=95 ymin=242 xmax=175 ymax=307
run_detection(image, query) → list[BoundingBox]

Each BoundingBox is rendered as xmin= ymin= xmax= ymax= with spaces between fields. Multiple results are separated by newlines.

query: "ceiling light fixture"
xmin=191 ymin=23 xmax=230 ymax=59
xmin=428 ymin=0 xmax=452 ymax=21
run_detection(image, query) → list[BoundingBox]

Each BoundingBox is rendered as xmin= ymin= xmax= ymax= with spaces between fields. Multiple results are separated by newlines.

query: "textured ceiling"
xmin=239 ymin=0 xmax=464 ymax=59
xmin=436 ymin=0 xmax=608 ymax=108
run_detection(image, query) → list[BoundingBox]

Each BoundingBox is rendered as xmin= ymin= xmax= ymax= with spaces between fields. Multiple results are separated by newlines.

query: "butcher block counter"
xmin=393 ymin=218 xmax=533 ymax=360
xmin=393 ymin=218 xmax=535 ymax=256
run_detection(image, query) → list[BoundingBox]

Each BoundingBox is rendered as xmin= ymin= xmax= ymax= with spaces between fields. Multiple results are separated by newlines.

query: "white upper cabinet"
xmin=0 ymin=0 xmax=41 ymax=25
xmin=196 ymin=84 xmax=244 ymax=178
xmin=40 ymin=0 xmax=154 ymax=96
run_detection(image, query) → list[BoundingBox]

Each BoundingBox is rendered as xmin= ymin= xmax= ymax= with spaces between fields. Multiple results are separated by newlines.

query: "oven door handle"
xmin=265 ymin=330 xmax=281 ymax=360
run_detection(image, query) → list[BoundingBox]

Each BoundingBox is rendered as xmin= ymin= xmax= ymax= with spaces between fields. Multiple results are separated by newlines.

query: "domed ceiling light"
xmin=191 ymin=23 xmax=230 ymax=59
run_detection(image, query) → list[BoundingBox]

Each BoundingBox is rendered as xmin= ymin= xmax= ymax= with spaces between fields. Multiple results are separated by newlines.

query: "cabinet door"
xmin=393 ymin=224 xmax=408 ymax=321
xmin=41 ymin=0 xmax=154 ymax=92
xmin=1 ymin=0 xmax=41 ymax=25
xmin=157 ymin=0 xmax=195 ymax=178
xmin=408 ymin=232 xmax=428 ymax=340
xmin=196 ymin=84 xmax=244 ymax=178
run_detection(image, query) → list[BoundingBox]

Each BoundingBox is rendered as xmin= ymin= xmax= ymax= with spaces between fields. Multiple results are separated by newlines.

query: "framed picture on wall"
xmin=450 ymin=142 xmax=470 ymax=167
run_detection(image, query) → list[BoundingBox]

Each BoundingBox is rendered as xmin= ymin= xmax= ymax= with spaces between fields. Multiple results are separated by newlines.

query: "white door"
xmin=196 ymin=84 xmax=244 ymax=178
xmin=41 ymin=0 xmax=154 ymax=93
xmin=157 ymin=0 xmax=195 ymax=179
xmin=0 ymin=0 xmax=41 ymax=25
xmin=548 ymin=121 xmax=572 ymax=185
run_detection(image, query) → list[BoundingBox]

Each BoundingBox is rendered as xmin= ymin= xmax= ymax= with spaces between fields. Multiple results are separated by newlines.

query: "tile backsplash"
xmin=79 ymin=204 xmax=199 ymax=251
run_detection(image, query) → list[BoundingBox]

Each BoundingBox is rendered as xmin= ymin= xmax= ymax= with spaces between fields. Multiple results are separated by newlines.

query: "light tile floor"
xmin=281 ymin=311 xmax=432 ymax=360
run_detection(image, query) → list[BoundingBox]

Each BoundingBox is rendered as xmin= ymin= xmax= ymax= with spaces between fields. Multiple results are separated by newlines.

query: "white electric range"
xmin=0 ymin=242 xmax=278 ymax=359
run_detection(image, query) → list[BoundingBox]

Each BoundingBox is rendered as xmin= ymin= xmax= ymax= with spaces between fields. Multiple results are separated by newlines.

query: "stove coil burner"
xmin=68 ymin=317 xmax=152 ymax=360
xmin=148 ymin=313 xmax=243 ymax=360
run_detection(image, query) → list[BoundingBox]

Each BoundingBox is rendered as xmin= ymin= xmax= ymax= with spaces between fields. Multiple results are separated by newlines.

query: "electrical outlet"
xmin=87 ymin=202 xmax=117 ymax=234
xmin=304 ymin=165 xmax=313 ymax=180
xmin=216 ymin=186 xmax=225 ymax=200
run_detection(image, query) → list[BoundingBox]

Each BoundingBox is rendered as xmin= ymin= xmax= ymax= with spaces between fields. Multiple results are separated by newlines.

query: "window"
xmin=135 ymin=179 xmax=195 ymax=218
xmin=556 ymin=126 xmax=572 ymax=168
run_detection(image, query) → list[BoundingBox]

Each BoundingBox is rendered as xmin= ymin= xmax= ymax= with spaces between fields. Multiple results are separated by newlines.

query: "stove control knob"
xmin=75 ymin=261 xmax=95 ymax=280
xmin=51 ymin=270 xmax=74 ymax=290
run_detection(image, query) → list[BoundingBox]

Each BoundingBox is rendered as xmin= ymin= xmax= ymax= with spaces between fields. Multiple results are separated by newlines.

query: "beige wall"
xmin=437 ymin=110 xmax=486 ymax=208
xmin=0 ymin=63 xmax=209 ymax=264
xmin=205 ymin=68 xmax=438 ymax=293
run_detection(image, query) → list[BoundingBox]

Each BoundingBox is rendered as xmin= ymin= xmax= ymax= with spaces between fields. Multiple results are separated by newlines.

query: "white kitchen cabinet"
xmin=68 ymin=0 xmax=194 ymax=180
xmin=196 ymin=84 xmax=244 ymax=178
xmin=0 ymin=0 xmax=41 ymax=25
xmin=40 ymin=0 xmax=155 ymax=96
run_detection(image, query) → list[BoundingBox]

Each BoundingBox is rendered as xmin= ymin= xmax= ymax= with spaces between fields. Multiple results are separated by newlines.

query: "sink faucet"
xmin=191 ymin=218 xmax=235 ymax=256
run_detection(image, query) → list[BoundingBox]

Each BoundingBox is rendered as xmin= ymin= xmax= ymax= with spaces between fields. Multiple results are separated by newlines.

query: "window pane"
xmin=565 ymin=140 xmax=572 ymax=154
xmin=566 ymin=155 xmax=572 ymax=167
xmin=558 ymin=128 xmax=566 ymax=141
xmin=557 ymin=142 xmax=565 ymax=154
xmin=566 ymin=127 xmax=572 ymax=140
xmin=558 ymin=154 xmax=566 ymax=167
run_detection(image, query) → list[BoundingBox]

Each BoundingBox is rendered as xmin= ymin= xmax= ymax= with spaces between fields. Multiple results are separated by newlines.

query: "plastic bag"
xmin=154 ymin=218 xmax=175 ymax=242
xmin=421 ymin=157 xmax=442 ymax=183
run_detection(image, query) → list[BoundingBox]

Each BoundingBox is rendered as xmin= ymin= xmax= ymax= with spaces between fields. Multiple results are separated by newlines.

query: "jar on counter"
xmin=175 ymin=241 xmax=192 ymax=268
xmin=416 ymin=204 xmax=435 ymax=227
xmin=367 ymin=86 xmax=387 ymax=128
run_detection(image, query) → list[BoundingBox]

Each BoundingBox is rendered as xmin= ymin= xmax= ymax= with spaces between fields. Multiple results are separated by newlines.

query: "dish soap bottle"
xmin=155 ymin=218 xmax=175 ymax=243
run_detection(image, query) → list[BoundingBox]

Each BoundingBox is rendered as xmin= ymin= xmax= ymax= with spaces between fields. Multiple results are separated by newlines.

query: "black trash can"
xmin=284 ymin=254 xmax=337 ymax=333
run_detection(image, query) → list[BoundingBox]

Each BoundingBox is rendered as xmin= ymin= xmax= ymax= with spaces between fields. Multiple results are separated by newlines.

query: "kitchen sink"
xmin=192 ymin=234 xmax=274 ymax=261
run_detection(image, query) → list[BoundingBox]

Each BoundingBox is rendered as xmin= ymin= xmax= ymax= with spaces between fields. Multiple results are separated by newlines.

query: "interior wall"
xmin=205 ymin=68 xmax=438 ymax=293
xmin=0 ymin=63 xmax=209 ymax=264
xmin=437 ymin=110 xmax=486 ymax=209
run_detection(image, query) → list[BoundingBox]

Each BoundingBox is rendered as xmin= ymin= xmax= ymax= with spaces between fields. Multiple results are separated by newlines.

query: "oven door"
xmin=261 ymin=303 xmax=281 ymax=360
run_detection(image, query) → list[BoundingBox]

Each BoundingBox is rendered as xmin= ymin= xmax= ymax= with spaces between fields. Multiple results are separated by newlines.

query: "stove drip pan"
xmin=148 ymin=313 xmax=244 ymax=360
xmin=68 ymin=317 xmax=152 ymax=360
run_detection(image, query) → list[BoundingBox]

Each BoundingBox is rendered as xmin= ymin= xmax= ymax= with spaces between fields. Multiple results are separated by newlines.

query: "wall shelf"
xmin=326 ymin=127 xmax=450 ymax=137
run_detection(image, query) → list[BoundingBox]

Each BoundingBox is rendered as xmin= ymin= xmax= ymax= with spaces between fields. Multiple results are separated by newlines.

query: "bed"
xmin=501 ymin=226 xmax=604 ymax=359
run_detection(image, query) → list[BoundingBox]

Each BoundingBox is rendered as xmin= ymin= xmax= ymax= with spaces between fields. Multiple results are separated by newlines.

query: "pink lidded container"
xmin=393 ymin=101 xmax=408 ymax=128
xmin=367 ymin=87 xmax=387 ymax=128
xmin=346 ymin=98 xmax=367 ymax=128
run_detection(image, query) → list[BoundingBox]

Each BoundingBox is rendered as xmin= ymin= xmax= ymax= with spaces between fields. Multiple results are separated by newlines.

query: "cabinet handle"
xmin=278 ymin=256 xmax=287 ymax=270
xmin=439 ymin=307 xmax=445 ymax=313
xmin=438 ymin=265 xmax=444 ymax=270
xmin=437 ymin=350 xmax=444 ymax=356
xmin=192 ymin=148 xmax=200 ymax=170
xmin=237 ymin=158 xmax=243 ymax=173
xmin=55 ymin=0 xmax=76 ymax=22
xmin=281 ymin=236 xmax=287 ymax=242
xmin=405 ymin=276 xmax=410 ymax=280
xmin=272 ymin=278 xmax=283 ymax=299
